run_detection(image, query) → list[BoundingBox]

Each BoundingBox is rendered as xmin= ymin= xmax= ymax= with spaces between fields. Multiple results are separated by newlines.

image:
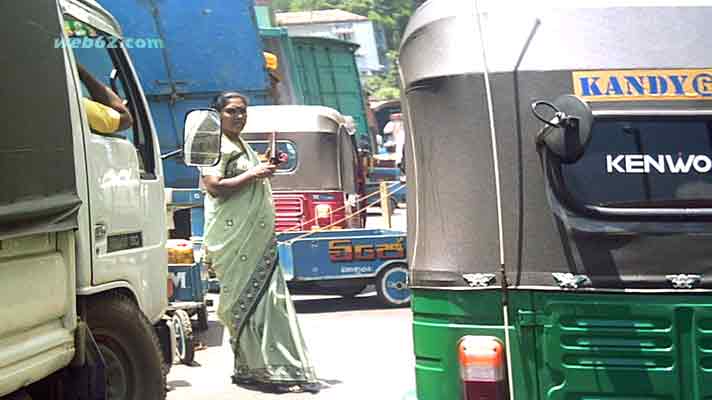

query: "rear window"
xmin=247 ymin=140 xmax=298 ymax=173
xmin=560 ymin=116 xmax=712 ymax=210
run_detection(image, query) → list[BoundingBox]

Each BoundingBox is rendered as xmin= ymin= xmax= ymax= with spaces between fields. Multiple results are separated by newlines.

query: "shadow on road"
xmin=196 ymin=320 xmax=225 ymax=348
xmin=293 ymin=294 xmax=408 ymax=314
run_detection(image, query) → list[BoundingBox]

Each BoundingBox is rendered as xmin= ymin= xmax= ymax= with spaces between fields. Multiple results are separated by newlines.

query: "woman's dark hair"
xmin=211 ymin=91 xmax=249 ymax=112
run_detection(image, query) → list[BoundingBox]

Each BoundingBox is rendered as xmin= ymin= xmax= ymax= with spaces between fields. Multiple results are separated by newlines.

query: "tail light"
xmin=314 ymin=204 xmax=333 ymax=228
xmin=458 ymin=336 xmax=507 ymax=400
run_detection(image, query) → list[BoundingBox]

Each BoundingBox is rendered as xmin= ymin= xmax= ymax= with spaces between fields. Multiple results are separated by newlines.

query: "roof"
xmin=401 ymin=0 xmax=712 ymax=85
xmin=241 ymin=105 xmax=346 ymax=134
xmin=276 ymin=9 xmax=368 ymax=26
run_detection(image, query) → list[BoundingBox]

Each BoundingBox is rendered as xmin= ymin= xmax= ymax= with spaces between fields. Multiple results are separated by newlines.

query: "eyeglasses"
xmin=224 ymin=107 xmax=247 ymax=116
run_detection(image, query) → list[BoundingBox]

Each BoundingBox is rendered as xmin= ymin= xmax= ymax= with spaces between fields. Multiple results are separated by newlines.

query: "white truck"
xmin=0 ymin=1 xmax=221 ymax=399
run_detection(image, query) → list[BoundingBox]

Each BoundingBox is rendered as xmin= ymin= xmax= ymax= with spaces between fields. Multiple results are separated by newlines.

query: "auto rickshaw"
xmin=401 ymin=1 xmax=712 ymax=399
xmin=241 ymin=105 xmax=366 ymax=231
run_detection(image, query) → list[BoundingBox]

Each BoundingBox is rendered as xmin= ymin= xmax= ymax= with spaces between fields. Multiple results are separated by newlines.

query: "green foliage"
xmin=364 ymin=50 xmax=401 ymax=100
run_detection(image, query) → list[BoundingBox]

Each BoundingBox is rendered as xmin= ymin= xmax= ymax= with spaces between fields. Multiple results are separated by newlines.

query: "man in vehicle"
xmin=77 ymin=64 xmax=133 ymax=134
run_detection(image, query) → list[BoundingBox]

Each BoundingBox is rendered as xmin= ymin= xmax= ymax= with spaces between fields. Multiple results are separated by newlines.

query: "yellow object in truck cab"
xmin=166 ymin=239 xmax=194 ymax=264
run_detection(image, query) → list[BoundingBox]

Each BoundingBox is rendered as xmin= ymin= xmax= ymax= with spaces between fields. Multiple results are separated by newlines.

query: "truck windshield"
xmin=561 ymin=116 xmax=712 ymax=209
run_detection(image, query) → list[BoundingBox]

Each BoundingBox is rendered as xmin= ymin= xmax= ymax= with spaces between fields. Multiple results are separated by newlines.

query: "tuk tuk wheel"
xmin=376 ymin=264 xmax=411 ymax=307
xmin=172 ymin=309 xmax=195 ymax=365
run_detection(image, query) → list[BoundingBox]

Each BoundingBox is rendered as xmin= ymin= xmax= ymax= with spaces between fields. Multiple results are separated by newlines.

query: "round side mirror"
xmin=532 ymin=95 xmax=593 ymax=163
xmin=183 ymin=109 xmax=222 ymax=167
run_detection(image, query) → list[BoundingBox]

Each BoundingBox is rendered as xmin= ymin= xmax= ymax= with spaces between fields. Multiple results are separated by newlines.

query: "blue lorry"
xmin=100 ymin=0 xmax=272 ymax=235
xmin=98 ymin=0 xmax=272 ymax=354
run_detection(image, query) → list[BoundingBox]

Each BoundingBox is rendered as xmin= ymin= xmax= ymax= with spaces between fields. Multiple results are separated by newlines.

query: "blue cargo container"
xmin=100 ymin=0 xmax=271 ymax=190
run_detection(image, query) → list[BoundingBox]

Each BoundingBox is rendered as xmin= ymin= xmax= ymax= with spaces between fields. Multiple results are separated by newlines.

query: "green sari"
xmin=200 ymin=136 xmax=317 ymax=385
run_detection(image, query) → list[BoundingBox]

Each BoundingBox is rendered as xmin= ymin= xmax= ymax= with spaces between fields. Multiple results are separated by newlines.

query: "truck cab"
xmin=0 ymin=1 xmax=198 ymax=398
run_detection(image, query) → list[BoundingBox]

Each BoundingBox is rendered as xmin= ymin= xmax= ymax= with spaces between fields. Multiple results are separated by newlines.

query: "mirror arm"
xmin=161 ymin=148 xmax=183 ymax=160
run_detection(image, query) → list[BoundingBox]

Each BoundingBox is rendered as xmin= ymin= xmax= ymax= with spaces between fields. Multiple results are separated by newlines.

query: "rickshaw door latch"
xmin=552 ymin=273 xmax=591 ymax=290
xmin=666 ymin=274 xmax=702 ymax=289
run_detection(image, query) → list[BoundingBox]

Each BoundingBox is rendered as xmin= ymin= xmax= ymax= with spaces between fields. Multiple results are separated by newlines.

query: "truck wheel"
xmin=86 ymin=293 xmax=166 ymax=400
xmin=197 ymin=304 xmax=209 ymax=331
xmin=172 ymin=309 xmax=195 ymax=365
xmin=376 ymin=264 xmax=411 ymax=307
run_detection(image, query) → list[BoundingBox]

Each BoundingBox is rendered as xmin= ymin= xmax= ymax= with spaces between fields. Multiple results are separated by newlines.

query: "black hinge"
xmin=517 ymin=310 xmax=550 ymax=327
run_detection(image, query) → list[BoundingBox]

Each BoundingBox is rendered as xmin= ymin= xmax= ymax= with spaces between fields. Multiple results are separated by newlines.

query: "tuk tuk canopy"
xmin=241 ymin=105 xmax=358 ymax=194
xmin=401 ymin=0 xmax=712 ymax=290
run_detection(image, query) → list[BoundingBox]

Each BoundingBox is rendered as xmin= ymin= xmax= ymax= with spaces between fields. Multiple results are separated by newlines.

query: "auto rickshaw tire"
xmin=85 ymin=292 xmax=166 ymax=400
xmin=376 ymin=263 xmax=411 ymax=307
xmin=197 ymin=304 xmax=209 ymax=331
xmin=172 ymin=309 xmax=195 ymax=365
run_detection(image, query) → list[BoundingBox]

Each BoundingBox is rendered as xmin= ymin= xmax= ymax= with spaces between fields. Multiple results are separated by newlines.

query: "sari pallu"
xmin=201 ymin=137 xmax=316 ymax=385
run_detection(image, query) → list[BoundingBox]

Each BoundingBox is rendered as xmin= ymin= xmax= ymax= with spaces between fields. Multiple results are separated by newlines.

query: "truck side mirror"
xmin=532 ymin=95 xmax=593 ymax=163
xmin=183 ymin=109 xmax=222 ymax=167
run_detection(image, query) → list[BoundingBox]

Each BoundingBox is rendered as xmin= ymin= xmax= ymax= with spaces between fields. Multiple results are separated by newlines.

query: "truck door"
xmin=66 ymin=18 xmax=167 ymax=319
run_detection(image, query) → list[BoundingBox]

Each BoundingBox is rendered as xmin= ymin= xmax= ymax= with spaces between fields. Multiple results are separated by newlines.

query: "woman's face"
xmin=220 ymin=97 xmax=247 ymax=139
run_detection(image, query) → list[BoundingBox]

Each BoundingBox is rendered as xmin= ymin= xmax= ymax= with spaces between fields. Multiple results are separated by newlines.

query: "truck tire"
xmin=172 ymin=309 xmax=195 ymax=365
xmin=85 ymin=293 xmax=166 ymax=400
xmin=376 ymin=264 xmax=411 ymax=307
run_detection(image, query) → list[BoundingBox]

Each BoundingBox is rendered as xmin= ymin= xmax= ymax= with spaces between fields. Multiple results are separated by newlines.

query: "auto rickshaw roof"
xmin=401 ymin=0 xmax=712 ymax=87
xmin=241 ymin=105 xmax=347 ymax=134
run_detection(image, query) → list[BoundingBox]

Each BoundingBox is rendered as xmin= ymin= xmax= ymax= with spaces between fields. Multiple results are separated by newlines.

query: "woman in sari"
xmin=200 ymin=92 xmax=320 ymax=394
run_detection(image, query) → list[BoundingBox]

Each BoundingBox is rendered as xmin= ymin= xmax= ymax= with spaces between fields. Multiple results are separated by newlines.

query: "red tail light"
xmin=458 ymin=336 xmax=507 ymax=400
xmin=314 ymin=204 xmax=333 ymax=228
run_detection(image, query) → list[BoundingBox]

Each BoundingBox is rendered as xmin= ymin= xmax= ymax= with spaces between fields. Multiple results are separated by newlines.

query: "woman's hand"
xmin=249 ymin=163 xmax=277 ymax=179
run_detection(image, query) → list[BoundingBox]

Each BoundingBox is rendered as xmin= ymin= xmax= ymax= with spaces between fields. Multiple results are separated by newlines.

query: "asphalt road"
xmin=166 ymin=208 xmax=415 ymax=400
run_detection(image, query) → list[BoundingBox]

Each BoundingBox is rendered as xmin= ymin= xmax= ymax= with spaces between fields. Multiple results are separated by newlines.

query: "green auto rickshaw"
xmin=401 ymin=1 xmax=712 ymax=399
